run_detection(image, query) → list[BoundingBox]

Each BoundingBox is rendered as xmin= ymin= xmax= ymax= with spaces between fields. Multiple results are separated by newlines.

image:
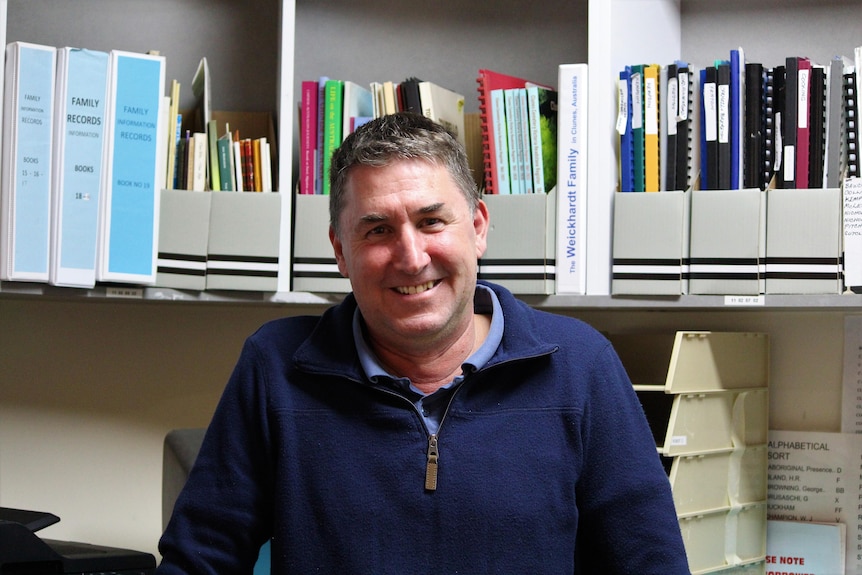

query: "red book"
xmin=241 ymin=138 xmax=255 ymax=192
xmin=476 ymin=69 xmax=548 ymax=194
xmin=300 ymin=80 xmax=318 ymax=195
xmin=795 ymin=57 xmax=812 ymax=190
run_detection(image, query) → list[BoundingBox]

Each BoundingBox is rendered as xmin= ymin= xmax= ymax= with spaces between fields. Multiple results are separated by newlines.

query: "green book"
xmin=322 ymin=79 xmax=344 ymax=195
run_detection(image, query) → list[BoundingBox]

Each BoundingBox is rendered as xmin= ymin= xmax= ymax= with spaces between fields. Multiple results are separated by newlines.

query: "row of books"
xmin=617 ymin=46 xmax=862 ymax=193
xmin=0 ymin=41 xmax=166 ymax=289
xmin=164 ymin=77 xmax=274 ymax=194
xmin=298 ymin=76 xmax=466 ymax=196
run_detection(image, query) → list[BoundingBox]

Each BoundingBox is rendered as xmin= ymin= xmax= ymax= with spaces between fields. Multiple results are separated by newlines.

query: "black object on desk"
xmin=0 ymin=506 xmax=156 ymax=575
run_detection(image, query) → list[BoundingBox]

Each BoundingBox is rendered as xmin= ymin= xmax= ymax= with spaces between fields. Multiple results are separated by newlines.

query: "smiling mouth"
xmin=395 ymin=280 xmax=438 ymax=295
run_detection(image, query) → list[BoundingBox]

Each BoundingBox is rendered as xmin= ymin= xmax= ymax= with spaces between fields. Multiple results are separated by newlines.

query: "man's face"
xmin=330 ymin=159 xmax=489 ymax=351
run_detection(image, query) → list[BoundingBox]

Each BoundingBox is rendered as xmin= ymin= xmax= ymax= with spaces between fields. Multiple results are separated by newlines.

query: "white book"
xmin=233 ymin=139 xmax=244 ymax=192
xmin=97 ymin=49 xmax=165 ymax=285
xmin=489 ymin=88 xmax=511 ymax=195
xmin=50 ymin=47 xmax=109 ymax=288
xmin=191 ymin=131 xmax=207 ymax=191
xmin=555 ymin=63 xmax=588 ymax=294
xmin=418 ymin=81 xmax=465 ymax=146
xmin=342 ymin=80 xmax=373 ymax=140
xmin=1 ymin=41 xmax=57 ymax=282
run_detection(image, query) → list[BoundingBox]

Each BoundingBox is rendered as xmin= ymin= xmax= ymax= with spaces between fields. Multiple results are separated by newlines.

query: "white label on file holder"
xmin=667 ymin=77 xmax=678 ymax=136
xmin=644 ymin=75 xmax=658 ymax=135
xmin=798 ymin=69 xmax=809 ymax=129
xmin=678 ymin=72 xmax=689 ymax=122
xmin=631 ymin=73 xmax=642 ymax=130
xmin=703 ymin=82 xmax=717 ymax=142
xmin=616 ymin=79 xmax=628 ymax=135
xmin=670 ymin=436 xmax=688 ymax=447
xmin=718 ymin=84 xmax=730 ymax=144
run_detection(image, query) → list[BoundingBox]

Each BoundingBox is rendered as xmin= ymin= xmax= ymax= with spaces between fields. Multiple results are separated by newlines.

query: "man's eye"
xmin=422 ymin=218 xmax=442 ymax=227
xmin=367 ymin=226 xmax=387 ymax=236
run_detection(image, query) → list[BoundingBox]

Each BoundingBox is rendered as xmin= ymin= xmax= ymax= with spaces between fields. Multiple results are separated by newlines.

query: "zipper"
xmin=425 ymin=434 xmax=440 ymax=490
xmin=359 ymin=377 xmax=462 ymax=492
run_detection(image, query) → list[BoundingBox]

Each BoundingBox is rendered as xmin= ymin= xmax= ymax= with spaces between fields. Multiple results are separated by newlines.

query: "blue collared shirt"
xmin=353 ymin=284 xmax=504 ymax=434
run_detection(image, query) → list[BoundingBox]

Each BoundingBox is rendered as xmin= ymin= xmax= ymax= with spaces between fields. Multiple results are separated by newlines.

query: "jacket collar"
xmin=293 ymin=281 xmax=557 ymax=380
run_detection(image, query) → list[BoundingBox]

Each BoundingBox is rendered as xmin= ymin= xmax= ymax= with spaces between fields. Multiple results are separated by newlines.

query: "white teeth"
xmin=396 ymin=281 xmax=435 ymax=295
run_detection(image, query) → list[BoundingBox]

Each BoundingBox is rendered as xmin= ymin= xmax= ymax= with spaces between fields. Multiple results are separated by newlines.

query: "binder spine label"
xmin=11 ymin=45 xmax=55 ymax=276
xmin=58 ymin=49 xmax=108 ymax=272
xmin=105 ymin=53 xmax=164 ymax=278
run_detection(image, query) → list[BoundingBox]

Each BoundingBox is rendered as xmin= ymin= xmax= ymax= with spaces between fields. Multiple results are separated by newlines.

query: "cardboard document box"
xmin=612 ymin=190 xmax=689 ymax=295
xmin=689 ymin=189 xmax=763 ymax=295
xmin=765 ymin=187 xmax=841 ymax=294
xmin=206 ymin=192 xmax=280 ymax=291
xmin=292 ymin=194 xmax=350 ymax=293
xmin=479 ymin=190 xmax=556 ymax=295
xmin=155 ymin=189 xmax=211 ymax=290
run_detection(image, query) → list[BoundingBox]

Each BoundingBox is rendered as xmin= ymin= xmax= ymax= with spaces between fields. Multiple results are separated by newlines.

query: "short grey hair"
xmin=328 ymin=112 xmax=479 ymax=235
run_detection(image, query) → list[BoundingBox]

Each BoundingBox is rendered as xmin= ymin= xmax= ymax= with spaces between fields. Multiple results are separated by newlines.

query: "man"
xmin=157 ymin=113 xmax=690 ymax=573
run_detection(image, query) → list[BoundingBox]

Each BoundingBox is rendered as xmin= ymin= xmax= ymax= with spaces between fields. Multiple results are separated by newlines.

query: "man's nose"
xmin=393 ymin=228 xmax=429 ymax=274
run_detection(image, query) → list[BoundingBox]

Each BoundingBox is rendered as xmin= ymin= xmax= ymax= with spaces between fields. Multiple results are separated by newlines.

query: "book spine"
xmin=845 ymin=69 xmax=860 ymax=179
xmin=253 ymin=138 xmax=263 ymax=192
xmin=826 ymin=58 xmax=845 ymax=188
xmin=241 ymin=138 xmax=255 ymax=192
xmin=630 ymin=65 xmax=645 ymax=192
xmin=643 ymin=64 xmax=660 ymax=192
xmin=617 ymin=69 xmax=634 ymax=193
xmin=676 ymin=64 xmax=694 ymax=192
xmin=504 ymin=89 xmax=522 ymax=194
xmin=489 ymin=89 xmax=510 ymax=195
xmin=730 ymin=49 xmax=743 ymax=190
xmin=526 ymin=86 xmax=545 ymax=195
xmin=300 ymin=80 xmax=317 ymax=195
xmin=477 ymin=73 xmax=495 ymax=194
xmin=51 ymin=47 xmax=109 ymax=288
xmin=99 ymin=51 xmax=165 ymax=284
xmin=322 ymin=79 xmax=343 ymax=195
xmin=808 ymin=65 xmax=826 ymax=189
xmin=744 ymin=62 xmax=763 ymax=190
xmin=555 ymin=63 xmax=588 ymax=295
xmin=664 ymin=64 xmax=678 ymax=191
xmin=217 ymin=135 xmax=233 ymax=191
xmin=1 ymin=42 xmax=56 ymax=282
xmin=717 ymin=61 xmax=731 ymax=190
xmin=795 ymin=58 xmax=812 ymax=190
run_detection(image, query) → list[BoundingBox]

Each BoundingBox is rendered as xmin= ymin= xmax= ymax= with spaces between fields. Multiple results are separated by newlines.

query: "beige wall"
xmin=1 ymin=296 xmax=848 ymax=558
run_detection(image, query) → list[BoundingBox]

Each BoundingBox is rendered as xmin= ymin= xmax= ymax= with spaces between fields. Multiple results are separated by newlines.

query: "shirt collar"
xmin=353 ymin=284 xmax=504 ymax=385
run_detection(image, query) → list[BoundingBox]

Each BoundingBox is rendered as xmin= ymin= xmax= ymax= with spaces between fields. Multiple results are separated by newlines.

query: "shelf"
xmin=3 ymin=280 xmax=862 ymax=311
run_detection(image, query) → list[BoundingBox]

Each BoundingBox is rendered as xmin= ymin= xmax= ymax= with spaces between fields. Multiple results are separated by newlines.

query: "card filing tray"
xmin=669 ymin=446 xmax=768 ymax=515
xmin=678 ymin=503 xmax=767 ymax=574
xmin=291 ymin=194 xmax=351 ymax=293
xmin=479 ymin=189 xmax=556 ymax=295
xmin=611 ymin=331 xmax=769 ymax=393
xmin=689 ymin=189 xmax=764 ymax=295
xmin=608 ymin=331 xmax=768 ymax=575
xmin=612 ymin=190 xmax=689 ymax=295
xmin=764 ymin=187 xmax=841 ymax=294
xmin=206 ymin=192 xmax=281 ymax=291
xmin=636 ymin=387 xmax=768 ymax=456
xmin=155 ymin=189 xmax=211 ymax=291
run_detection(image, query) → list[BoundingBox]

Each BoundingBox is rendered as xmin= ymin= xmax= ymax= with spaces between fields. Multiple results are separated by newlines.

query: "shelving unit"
xmin=0 ymin=0 xmax=861 ymax=566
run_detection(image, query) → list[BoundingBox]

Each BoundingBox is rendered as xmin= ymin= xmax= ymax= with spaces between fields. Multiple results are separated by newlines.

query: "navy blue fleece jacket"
xmin=157 ymin=281 xmax=690 ymax=574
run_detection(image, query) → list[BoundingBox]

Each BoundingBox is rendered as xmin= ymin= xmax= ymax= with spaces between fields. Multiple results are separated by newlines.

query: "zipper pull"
xmin=425 ymin=434 xmax=439 ymax=491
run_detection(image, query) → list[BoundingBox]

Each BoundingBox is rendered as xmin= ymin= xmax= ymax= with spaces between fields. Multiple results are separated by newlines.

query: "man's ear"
xmin=329 ymin=226 xmax=349 ymax=278
xmin=473 ymin=200 xmax=490 ymax=259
